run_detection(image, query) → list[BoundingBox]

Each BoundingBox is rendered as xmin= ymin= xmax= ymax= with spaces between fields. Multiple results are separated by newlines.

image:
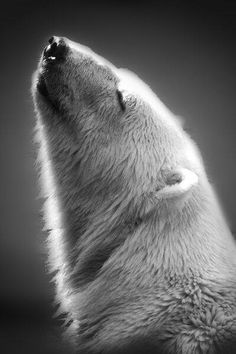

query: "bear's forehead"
xmin=117 ymin=68 xmax=184 ymax=131
xmin=118 ymin=70 xmax=170 ymax=114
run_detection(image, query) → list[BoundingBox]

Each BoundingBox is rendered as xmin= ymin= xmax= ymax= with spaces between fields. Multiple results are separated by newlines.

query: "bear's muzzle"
xmin=43 ymin=36 xmax=68 ymax=63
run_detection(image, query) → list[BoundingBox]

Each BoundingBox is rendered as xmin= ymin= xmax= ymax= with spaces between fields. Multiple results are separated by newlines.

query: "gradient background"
xmin=0 ymin=0 xmax=235 ymax=352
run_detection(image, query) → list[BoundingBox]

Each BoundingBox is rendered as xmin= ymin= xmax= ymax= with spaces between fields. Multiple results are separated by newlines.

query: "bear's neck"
xmin=37 ymin=118 xmax=236 ymax=290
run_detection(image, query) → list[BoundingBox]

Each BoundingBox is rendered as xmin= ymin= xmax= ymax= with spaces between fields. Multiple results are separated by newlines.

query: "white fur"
xmin=32 ymin=37 xmax=236 ymax=353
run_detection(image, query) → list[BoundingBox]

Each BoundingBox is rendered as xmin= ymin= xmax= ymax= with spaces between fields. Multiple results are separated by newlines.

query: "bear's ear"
xmin=139 ymin=168 xmax=198 ymax=217
xmin=157 ymin=168 xmax=198 ymax=200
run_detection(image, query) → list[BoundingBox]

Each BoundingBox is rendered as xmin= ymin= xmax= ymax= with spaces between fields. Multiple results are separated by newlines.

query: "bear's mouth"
xmin=37 ymin=74 xmax=50 ymax=99
xmin=36 ymin=74 xmax=61 ymax=112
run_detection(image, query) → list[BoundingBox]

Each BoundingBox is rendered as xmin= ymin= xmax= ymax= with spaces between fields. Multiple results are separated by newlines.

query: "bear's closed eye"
xmin=116 ymin=89 xmax=125 ymax=111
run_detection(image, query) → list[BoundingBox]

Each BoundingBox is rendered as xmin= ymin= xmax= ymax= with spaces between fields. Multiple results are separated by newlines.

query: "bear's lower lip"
xmin=36 ymin=73 xmax=61 ymax=113
xmin=37 ymin=75 xmax=50 ymax=99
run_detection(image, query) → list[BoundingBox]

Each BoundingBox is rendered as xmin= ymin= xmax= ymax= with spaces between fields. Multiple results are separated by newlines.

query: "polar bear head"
xmin=32 ymin=36 xmax=201 ymax=221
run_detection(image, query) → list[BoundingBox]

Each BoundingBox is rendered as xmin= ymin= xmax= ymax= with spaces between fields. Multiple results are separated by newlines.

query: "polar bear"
xmin=32 ymin=36 xmax=236 ymax=353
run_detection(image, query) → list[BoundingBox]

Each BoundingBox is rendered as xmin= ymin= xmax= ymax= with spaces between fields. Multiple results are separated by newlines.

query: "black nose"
xmin=43 ymin=36 xmax=67 ymax=61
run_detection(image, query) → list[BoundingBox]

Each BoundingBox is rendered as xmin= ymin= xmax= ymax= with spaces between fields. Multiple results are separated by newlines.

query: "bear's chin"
xmin=37 ymin=75 xmax=49 ymax=98
xmin=36 ymin=74 xmax=61 ymax=113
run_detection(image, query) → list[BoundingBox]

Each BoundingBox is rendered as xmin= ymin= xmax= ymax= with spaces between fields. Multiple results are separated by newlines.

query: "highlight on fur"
xmin=32 ymin=36 xmax=236 ymax=353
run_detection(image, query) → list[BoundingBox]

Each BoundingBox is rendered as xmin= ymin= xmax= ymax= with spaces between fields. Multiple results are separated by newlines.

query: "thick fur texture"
xmin=32 ymin=37 xmax=236 ymax=353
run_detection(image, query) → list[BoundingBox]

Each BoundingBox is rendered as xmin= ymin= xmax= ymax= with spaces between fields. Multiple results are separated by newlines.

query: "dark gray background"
xmin=0 ymin=0 xmax=235 ymax=352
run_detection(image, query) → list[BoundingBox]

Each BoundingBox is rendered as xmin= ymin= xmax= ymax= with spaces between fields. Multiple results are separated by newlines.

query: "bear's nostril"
xmin=43 ymin=37 xmax=68 ymax=62
xmin=49 ymin=42 xmax=58 ymax=56
xmin=48 ymin=36 xmax=55 ymax=44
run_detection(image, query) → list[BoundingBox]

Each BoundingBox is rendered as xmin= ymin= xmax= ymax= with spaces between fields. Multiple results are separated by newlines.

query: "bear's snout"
xmin=35 ymin=36 xmax=71 ymax=106
xmin=43 ymin=36 xmax=68 ymax=63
